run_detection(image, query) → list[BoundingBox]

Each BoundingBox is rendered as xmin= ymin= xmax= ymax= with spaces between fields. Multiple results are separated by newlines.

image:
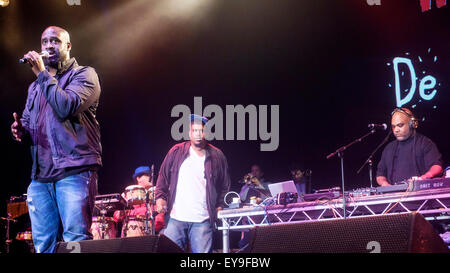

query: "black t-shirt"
xmin=376 ymin=132 xmax=443 ymax=184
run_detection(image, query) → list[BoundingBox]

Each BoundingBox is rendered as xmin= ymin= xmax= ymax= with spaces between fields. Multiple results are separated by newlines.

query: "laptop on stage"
xmin=268 ymin=180 xmax=298 ymax=197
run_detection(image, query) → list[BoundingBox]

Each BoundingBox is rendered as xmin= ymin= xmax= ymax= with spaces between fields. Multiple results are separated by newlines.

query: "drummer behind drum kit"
xmin=91 ymin=184 xmax=157 ymax=240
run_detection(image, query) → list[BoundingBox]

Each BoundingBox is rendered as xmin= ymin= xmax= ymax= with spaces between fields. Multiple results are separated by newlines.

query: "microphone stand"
xmin=145 ymin=191 xmax=150 ymax=235
xmin=151 ymin=187 xmax=156 ymax=236
xmin=326 ymin=129 xmax=377 ymax=219
xmin=144 ymin=164 xmax=156 ymax=236
xmin=99 ymin=203 xmax=107 ymax=239
xmin=357 ymin=130 xmax=392 ymax=188
xmin=151 ymin=165 xmax=156 ymax=236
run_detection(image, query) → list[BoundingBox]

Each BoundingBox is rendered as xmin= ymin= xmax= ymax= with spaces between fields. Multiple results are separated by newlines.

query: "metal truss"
xmin=217 ymin=188 xmax=450 ymax=252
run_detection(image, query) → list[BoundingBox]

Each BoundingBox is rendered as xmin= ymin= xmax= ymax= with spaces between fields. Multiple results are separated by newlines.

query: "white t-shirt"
xmin=170 ymin=146 xmax=209 ymax=222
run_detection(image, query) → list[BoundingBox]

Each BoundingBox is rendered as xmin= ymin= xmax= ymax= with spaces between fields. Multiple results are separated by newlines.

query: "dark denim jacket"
xmin=155 ymin=141 xmax=231 ymax=228
xmin=20 ymin=58 xmax=102 ymax=180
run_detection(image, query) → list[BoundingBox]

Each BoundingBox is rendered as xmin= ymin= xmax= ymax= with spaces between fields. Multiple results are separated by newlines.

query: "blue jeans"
xmin=162 ymin=218 xmax=213 ymax=253
xmin=26 ymin=171 xmax=97 ymax=253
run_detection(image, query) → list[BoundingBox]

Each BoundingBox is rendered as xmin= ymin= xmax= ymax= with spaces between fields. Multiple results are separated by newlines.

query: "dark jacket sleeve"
xmin=19 ymin=83 xmax=36 ymax=145
xmin=239 ymin=184 xmax=250 ymax=202
xmin=217 ymin=153 xmax=231 ymax=208
xmin=20 ymin=83 xmax=36 ymax=132
xmin=155 ymin=146 xmax=176 ymax=201
xmin=37 ymin=67 xmax=100 ymax=120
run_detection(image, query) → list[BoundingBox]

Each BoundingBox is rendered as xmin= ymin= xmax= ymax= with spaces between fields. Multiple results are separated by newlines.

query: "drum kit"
xmin=91 ymin=184 xmax=157 ymax=240
xmin=91 ymin=216 xmax=117 ymax=240
xmin=121 ymin=215 xmax=147 ymax=238
xmin=124 ymin=185 xmax=147 ymax=205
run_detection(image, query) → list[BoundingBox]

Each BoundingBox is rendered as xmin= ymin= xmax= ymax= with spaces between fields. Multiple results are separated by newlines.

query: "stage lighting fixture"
xmin=0 ymin=0 xmax=10 ymax=8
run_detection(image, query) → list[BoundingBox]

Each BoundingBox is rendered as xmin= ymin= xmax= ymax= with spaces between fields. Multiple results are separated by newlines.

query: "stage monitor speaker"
xmin=247 ymin=212 xmax=449 ymax=253
xmin=55 ymin=234 xmax=184 ymax=253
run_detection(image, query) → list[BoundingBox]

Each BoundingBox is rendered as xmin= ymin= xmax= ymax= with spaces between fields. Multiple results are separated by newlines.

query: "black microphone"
xmin=368 ymin=123 xmax=387 ymax=130
xmin=19 ymin=51 xmax=50 ymax=64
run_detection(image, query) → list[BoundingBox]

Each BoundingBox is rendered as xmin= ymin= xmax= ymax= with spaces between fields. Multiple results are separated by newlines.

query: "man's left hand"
xmin=420 ymin=174 xmax=430 ymax=180
xmin=23 ymin=51 xmax=46 ymax=76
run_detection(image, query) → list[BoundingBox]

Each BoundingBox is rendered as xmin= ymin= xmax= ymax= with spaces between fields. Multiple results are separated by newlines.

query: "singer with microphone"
xmin=10 ymin=26 xmax=102 ymax=253
xmin=376 ymin=107 xmax=443 ymax=187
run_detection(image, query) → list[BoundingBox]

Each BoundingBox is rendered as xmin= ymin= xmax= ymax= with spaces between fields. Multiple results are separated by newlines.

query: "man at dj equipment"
xmin=239 ymin=164 xmax=271 ymax=204
xmin=113 ymin=166 xmax=165 ymax=234
xmin=376 ymin=108 xmax=443 ymax=186
xmin=10 ymin=26 xmax=102 ymax=253
xmin=155 ymin=114 xmax=231 ymax=253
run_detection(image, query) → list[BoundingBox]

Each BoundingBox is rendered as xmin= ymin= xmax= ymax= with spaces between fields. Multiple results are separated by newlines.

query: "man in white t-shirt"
xmin=155 ymin=115 xmax=231 ymax=253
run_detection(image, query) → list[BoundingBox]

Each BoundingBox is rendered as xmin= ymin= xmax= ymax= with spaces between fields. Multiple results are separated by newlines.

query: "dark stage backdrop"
xmin=0 ymin=0 xmax=449 ymax=249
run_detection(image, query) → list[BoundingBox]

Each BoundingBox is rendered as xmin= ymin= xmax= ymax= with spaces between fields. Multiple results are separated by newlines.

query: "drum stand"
xmin=98 ymin=203 xmax=108 ymax=240
xmin=144 ymin=190 xmax=156 ymax=236
xmin=144 ymin=165 xmax=157 ymax=236
xmin=123 ymin=214 xmax=129 ymax=238
xmin=1 ymin=213 xmax=16 ymax=253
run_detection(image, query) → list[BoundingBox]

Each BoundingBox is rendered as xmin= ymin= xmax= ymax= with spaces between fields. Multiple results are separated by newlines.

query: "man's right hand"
xmin=376 ymin=176 xmax=391 ymax=187
xmin=156 ymin=198 xmax=168 ymax=214
xmin=113 ymin=210 xmax=124 ymax=222
xmin=11 ymin=112 xmax=24 ymax=142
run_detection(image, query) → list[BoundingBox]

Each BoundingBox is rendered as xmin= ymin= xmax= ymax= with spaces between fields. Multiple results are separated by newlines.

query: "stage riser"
xmin=247 ymin=213 xmax=449 ymax=253
xmin=55 ymin=234 xmax=184 ymax=253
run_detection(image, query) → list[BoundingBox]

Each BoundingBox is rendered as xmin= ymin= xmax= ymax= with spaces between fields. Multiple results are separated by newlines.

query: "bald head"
xmin=391 ymin=108 xmax=415 ymax=141
xmin=42 ymin=26 xmax=71 ymax=43
xmin=41 ymin=26 xmax=72 ymax=67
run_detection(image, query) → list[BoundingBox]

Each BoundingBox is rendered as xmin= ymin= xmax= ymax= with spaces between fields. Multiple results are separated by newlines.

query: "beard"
xmin=44 ymin=50 xmax=68 ymax=68
xmin=191 ymin=139 xmax=206 ymax=149
xmin=44 ymin=55 xmax=58 ymax=68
